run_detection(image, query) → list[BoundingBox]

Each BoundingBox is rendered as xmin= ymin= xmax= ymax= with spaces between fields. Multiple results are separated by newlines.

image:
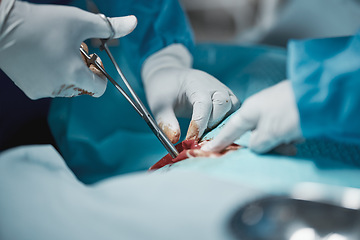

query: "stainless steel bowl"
xmin=229 ymin=184 xmax=360 ymax=240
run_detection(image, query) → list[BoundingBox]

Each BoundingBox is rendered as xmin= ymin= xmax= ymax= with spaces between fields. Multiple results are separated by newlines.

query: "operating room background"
xmin=180 ymin=0 xmax=360 ymax=45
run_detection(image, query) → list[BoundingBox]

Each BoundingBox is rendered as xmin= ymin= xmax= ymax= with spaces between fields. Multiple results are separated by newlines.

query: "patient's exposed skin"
xmin=149 ymin=139 xmax=242 ymax=170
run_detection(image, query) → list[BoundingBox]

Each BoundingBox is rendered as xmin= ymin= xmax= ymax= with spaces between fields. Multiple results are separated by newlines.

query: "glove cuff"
xmin=141 ymin=43 xmax=193 ymax=82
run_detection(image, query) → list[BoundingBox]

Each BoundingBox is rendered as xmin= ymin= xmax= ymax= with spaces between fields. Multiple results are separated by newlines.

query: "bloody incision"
xmin=149 ymin=139 xmax=242 ymax=170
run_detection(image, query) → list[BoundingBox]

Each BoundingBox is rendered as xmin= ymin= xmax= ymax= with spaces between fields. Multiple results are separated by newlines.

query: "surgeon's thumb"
xmin=155 ymin=107 xmax=181 ymax=144
xmin=108 ymin=16 xmax=137 ymax=38
xmin=82 ymin=13 xmax=137 ymax=40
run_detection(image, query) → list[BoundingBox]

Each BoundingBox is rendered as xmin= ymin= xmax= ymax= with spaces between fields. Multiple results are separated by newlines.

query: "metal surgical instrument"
xmin=79 ymin=14 xmax=179 ymax=158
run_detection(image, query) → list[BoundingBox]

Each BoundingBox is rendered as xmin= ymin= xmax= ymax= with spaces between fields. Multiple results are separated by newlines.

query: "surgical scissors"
xmin=79 ymin=14 xmax=179 ymax=158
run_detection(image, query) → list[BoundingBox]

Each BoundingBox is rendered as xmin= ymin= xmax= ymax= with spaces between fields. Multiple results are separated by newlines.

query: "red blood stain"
xmin=149 ymin=139 xmax=242 ymax=170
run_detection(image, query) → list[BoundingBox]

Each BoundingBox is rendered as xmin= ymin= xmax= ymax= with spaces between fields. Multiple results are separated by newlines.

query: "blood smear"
xmin=149 ymin=139 xmax=242 ymax=170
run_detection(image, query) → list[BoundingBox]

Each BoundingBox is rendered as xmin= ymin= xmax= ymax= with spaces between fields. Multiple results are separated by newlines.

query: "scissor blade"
xmin=80 ymin=47 xmax=143 ymax=116
xmin=99 ymin=42 xmax=179 ymax=158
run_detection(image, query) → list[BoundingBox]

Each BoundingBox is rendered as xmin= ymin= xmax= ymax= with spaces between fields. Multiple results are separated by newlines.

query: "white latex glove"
xmin=202 ymin=80 xmax=303 ymax=154
xmin=142 ymin=44 xmax=240 ymax=143
xmin=0 ymin=0 xmax=137 ymax=99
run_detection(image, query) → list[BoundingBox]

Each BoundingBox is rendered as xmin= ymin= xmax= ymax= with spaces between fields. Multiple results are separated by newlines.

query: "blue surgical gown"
xmin=288 ymin=31 xmax=360 ymax=144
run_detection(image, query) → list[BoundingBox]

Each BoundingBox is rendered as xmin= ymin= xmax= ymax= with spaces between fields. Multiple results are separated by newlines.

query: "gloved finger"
xmin=249 ymin=128 xmax=283 ymax=154
xmin=80 ymin=13 xmax=137 ymax=40
xmin=208 ymin=91 xmax=232 ymax=128
xmin=155 ymin=107 xmax=181 ymax=144
xmin=108 ymin=16 xmax=137 ymax=38
xmin=208 ymin=91 xmax=241 ymax=128
xmin=186 ymin=93 xmax=212 ymax=140
xmin=229 ymin=92 xmax=241 ymax=113
xmin=250 ymin=122 xmax=304 ymax=154
xmin=80 ymin=65 xmax=107 ymax=97
xmin=201 ymin=106 xmax=256 ymax=152
xmin=52 ymin=59 xmax=107 ymax=97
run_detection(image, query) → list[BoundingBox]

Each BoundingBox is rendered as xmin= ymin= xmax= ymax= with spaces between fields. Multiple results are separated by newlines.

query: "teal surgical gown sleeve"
xmin=89 ymin=0 xmax=194 ymax=79
xmin=288 ymin=31 xmax=360 ymax=144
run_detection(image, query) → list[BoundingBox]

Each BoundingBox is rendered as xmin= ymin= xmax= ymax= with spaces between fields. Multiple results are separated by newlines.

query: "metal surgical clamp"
xmin=79 ymin=14 xmax=179 ymax=158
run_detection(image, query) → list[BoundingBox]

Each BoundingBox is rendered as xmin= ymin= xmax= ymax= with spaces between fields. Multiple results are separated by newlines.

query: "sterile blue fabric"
xmin=0 ymin=144 xmax=261 ymax=240
xmin=288 ymin=31 xmax=360 ymax=143
xmin=157 ymin=117 xmax=360 ymax=194
xmin=1 ymin=144 xmax=360 ymax=239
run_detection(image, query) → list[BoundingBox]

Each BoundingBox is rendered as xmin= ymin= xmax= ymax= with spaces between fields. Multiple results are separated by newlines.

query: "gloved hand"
xmin=202 ymin=80 xmax=303 ymax=154
xmin=142 ymin=44 xmax=240 ymax=143
xmin=0 ymin=0 xmax=137 ymax=99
